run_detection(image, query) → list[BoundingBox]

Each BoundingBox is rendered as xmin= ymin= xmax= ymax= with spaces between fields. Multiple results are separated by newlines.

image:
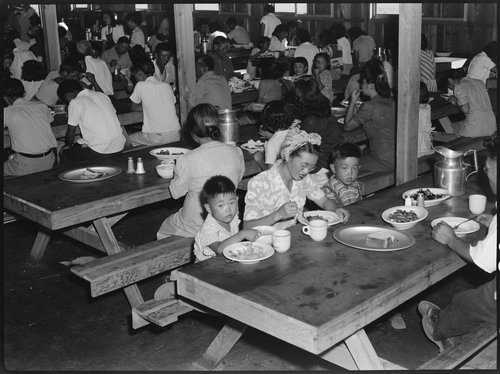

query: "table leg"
xmin=196 ymin=319 xmax=248 ymax=370
xmin=344 ymin=329 xmax=382 ymax=370
xmin=92 ymin=217 xmax=144 ymax=308
xmin=438 ymin=117 xmax=455 ymax=134
xmin=29 ymin=229 xmax=51 ymax=263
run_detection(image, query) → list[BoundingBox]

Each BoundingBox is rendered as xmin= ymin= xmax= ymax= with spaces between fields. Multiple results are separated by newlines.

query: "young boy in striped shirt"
xmin=322 ymin=142 xmax=362 ymax=207
xmin=194 ymin=176 xmax=260 ymax=262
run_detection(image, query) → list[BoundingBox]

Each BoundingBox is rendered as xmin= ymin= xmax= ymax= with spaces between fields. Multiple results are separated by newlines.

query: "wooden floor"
xmin=3 ymin=197 xmax=497 ymax=371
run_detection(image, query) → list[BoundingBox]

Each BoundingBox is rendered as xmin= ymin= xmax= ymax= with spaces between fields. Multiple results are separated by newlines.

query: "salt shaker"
xmin=135 ymin=157 xmax=146 ymax=174
xmin=126 ymin=157 xmax=135 ymax=174
xmin=404 ymin=195 xmax=412 ymax=207
xmin=416 ymin=192 xmax=425 ymax=208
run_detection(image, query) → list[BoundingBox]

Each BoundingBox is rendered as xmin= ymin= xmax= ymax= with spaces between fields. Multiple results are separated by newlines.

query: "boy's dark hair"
xmin=117 ymin=36 xmax=131 ymax=45
xmin=196 ymin=54 xmax=215 ymax=70
xmin=295 ymin=28 xmax=310 ymax=44
xmin=131 ymin=59 xmax=155 ymax=76
xmin=155 ymin=41 xmax=173 ymax=55
xmin=419 ymin=81 xmax=429 ymax=104
xmin=293 ymin=56 xmax=308 ymax=72
xmin=272 ymin=24 xmax=289 ymax=37
xmin=21 ymin=60 xmax=45 ymax=81
xmin=264 ymin=4 xmax=275 ymax=14
xmin=257 ymin=36 xmax=270 ymax=49
xmin=260 ymin=100 xmax=294 ymax=133
xmin=59 ymin=59 xmax=84 ymax=75
xmin=57 ymin=79 xmax=83 ymax=100
xmin=200 ymin=175 xmax=236 ymax=205
xmin=482 ymin=41 xmax=498 ymax=60
xmin=212 ymin=36 xmax=228 ymax=47
xmin=125 ymin=11 xmax=142 ymax=26
xmin=3 ymin=78 xmax=25 ymax=99
xmin=330 ymin=142 xmax=362 ymax=164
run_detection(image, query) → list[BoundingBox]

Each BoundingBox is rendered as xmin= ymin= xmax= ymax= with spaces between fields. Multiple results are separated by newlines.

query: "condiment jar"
xmin=416 ymin=192 xmax=425 ymax=208
xmin=404 ymin=195 xmax=412 ymax=207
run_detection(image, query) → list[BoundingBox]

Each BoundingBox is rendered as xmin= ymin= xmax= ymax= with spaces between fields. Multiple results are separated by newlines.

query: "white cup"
xmin=272 ymin=230 xmax=291 ymax=252
xmin=302 ymin=219 xmax=327 ymax=241
xmin=469 ymin=194 xmax=486 ymax=215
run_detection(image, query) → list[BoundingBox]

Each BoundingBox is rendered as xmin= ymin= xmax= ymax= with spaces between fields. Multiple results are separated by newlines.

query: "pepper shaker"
xmin=126 ymin=157 xmax=135 ymax=174
xmin=404 ymin=195 xmax=412 ymax=207
xmin=416 ymin=192 xmax=425 ymax=208
xmin=135 ymin=157 xmax=146 ymax=174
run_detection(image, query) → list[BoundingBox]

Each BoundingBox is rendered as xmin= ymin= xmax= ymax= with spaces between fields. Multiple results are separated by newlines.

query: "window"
xmin=194 ymin=4 xmax=219 ymax=11
xmin=220 ymin=3 xmax=249 ymax=14
xmin=71 ymin=4 xmax=89 ymax=10
xmin=135 ymin=4 xmax=149 ymax=11
xmin=274 ymin=3 xmax=307 ymax=14
xmin=370 ymin=3 xmax=400 ymax=17
xmin=423 ymin=3 xmax=466 ymax=20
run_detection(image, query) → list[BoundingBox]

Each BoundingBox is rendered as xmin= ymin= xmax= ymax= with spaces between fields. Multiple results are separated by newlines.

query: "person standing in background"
xmin=125 ymin=12 xmax=145 ymax=49
xmin=348 ymin=26 xmax=375 ymax=70
xmin=294 ymin=28 xmax=319 ymax=75
xmin=226 ymin=17 xmax=250 ymax=45
xmin=332 ymin=22 xmax=353 ymax=76
xmin=467 ymin=41 xmax=498 ymax=84
xmin=100 ymin=11 xmax=125 ymax=51
xmin=260 ymin=4 xmax=281 ymax=38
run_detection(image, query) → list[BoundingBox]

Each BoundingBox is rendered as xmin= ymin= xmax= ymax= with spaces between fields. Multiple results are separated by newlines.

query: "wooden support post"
xmin=396 ymin=4 xmax=422 ymax=185
xmin=173 ymin=4 xmax=196 ymax=125
xmin=29 ymin=229 xmax=51 ymax=263
xmin=39 ymin=4 xmax=60 ymax=72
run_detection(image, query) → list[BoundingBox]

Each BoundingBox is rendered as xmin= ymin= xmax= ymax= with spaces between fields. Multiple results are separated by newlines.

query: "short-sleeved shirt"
xmin=194 ymin=213 xmax=240 ymax=262
xmin=100 ymin=24 xmax=125 ymax=44
xmin=153 ymin=59 xmax=176 ymax=84
xmin=264 ymin=130 xmax=288 ymax=165
xmin=35 ymin=70 xmax=61 ymax=106
xmin=4 ymin=98 xmax=57 ymax=154
xmin=244 ymin=160 xmax=326 ymax=229
xmin=354 ymin=95 xmax=395 ymax=170
xmin=269 ymin=35 xmax=287 ymax=55
xmin=227 ymin=25 xmax=250 ymax=45
xmin=260 ymin=13 xmax=281 ymax=38
xmin=190 ymin=71 xmax=232 ymax=110
xmin=84 ymin=55 xmax=113 ymax=96
xmin=322 ymin=176 xmax=362 ymax=207
xmin=467 ymin=51 xmax=495 ymax=84
xmin=67 ymin=89 xmax=125 ymax=154
xmin=453 ymin=77 xmax=496 ymax=137
xmin=469 ymin=213 xmax=497 ymax=274
xmin=337 ymin=37 xmax=353 ymax=65
xmin=129 ymin=76 xmax=180 ymax=134
xmin=130 ymin=27 xmax=145 ymax=48
xmin=353 ymin=35 xmax=375 ymax=64
xmin=100 ymin=47 xmax=133 ymax=72
xmin=294 ymin=42 xmax=320 ymax=75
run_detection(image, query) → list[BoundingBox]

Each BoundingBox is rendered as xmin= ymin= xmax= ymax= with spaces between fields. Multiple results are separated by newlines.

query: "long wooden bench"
xmin=417 ymin=322 xmax=497 ymax=370
xmin=71 ymin=235 xmax=195 ymax=329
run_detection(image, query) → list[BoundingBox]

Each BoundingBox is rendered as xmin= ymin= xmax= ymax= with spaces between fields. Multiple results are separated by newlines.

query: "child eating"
xmin=322 ymin=142 xmax=362 ymax=207
xmin=194 ymin=176 xmax=260 ymax=262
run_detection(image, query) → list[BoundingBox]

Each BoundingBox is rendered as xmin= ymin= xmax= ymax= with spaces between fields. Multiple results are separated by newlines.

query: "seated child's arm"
xmin=312 ymin=195 xmax=350 ymax=223
xmin=208 ymin=229 xmax=260 ymax=254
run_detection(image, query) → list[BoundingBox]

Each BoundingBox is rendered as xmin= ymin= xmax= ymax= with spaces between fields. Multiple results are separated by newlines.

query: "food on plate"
xmin=245 ymin=139 xmax=264 ymax=149
xmin=306 ymin=215 xmax=328 ymax=222
xmin=366 ymin=231 xmax=395 ymax=248
xmin=227 ymin=242 xmax=267 ymax=260
xmin=409 ymin=188 xmax=445 ymax=201
xmin=156 ymin=149 xmax=184 ymax=156
xmin=387 ymin=209 xmax=418 ymax=223
xmin=80 ymin=168 xmax=107 ymax=179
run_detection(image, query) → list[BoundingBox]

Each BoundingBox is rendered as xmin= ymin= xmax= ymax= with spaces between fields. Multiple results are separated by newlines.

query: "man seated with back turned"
xmin=129 ymin=60 xmax=181 ymax=146
xmin=188 ymin=54 xmax=232 ymax=110
xmin=208 ymin=36 xmax=235 ymax=81
xmin=57 ymin=79 xmax=127 ymax=163
xmin=4 ymin=78 xmax=57 ymax=176
xmin=100 ymin=36 xmax=132 ymax=73
xmin=418 ymin=134 xmax=497 ymax=353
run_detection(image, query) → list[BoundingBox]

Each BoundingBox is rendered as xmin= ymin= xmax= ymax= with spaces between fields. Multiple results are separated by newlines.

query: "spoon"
xmin=453 ymin=217 xmax=475 ymax=230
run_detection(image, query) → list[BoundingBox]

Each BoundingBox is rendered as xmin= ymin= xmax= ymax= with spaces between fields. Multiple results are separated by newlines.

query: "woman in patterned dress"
xmin=420 ymin=34 xmax=437 ymax=92
xmin=243 ymin=127 xmax=350 ymax=230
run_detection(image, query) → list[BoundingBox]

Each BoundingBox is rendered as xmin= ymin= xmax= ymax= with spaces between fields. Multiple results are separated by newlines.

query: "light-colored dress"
xmin=467 ymin=51 xmax=495 ymax=84
xmin=194 ymin=214 xmax=240 ymax=262
xmin=243 ymin=160 xmax=325 ymax=229
xmin=420 ymin=49 xmax=437 ymax=92
xmin=318 ymin=70 xmax=335 ymax=102
xmin=157 ymin=141 xmax=245 ymax=239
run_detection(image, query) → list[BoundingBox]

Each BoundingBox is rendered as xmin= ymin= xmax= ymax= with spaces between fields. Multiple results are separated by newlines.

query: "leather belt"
xmin=17 ymin=149 xmax=54 ymax=158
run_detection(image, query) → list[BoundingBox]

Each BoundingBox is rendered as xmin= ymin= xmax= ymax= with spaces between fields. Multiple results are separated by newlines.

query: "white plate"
xmin=298 ymin=210 xmax=342 ymax=227
xmin=223 ymin=242 xmax=274 ymax=264
xmin=240 ymin=141 xmax=264 ymax=153
xmin=149 ymin=147 xmax=189 ymax=161
xmin=337 ymin=118 xmax=345 ymax=124
xmin=332 ymin=225 xmax=416 ymax=251
xmin=58 ymin=166 xmax=122 ymax=183
xmin=430 ymin=217 xmax=480 ymax=237
xmin=402 ymin=188 xmax=451 ymax=207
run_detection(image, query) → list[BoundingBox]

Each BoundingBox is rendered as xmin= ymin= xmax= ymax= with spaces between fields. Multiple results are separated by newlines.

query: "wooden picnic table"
xmin=171 ymin=171 xmax=491 ymax=370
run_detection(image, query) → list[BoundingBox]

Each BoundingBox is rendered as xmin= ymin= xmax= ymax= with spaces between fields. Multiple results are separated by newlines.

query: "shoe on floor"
xmin=418 ymin=300 xmax=441 ymax=321
xmin=422 ymin=315 xmax=446 ymax=353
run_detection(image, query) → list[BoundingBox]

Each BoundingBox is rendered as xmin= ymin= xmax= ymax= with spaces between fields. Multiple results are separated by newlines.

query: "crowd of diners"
xmin=2 ymin=4 xmax=498 ymax=352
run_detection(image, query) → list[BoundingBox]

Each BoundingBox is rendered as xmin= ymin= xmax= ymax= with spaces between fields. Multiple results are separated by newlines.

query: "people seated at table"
xmin=419 ymin=134 xmax=497 ymax=353
xmin=260 ymin=4 xmax=281 ymax=39
xmin=77 ymin=40 xmax=113 ymax=96
xmin=100 ymin=10 xmax=125 ymax=50
xmin=313 ymin=52 xmax=336 ymax=103
xmin=157 ymin=104 xmax=245 ymax=239
xmin=344 ymin=62 xmax=395 ymax=172
xmin=194 ymin=175 xmax=260 ymax=262
xmin=125 ymin=12 xmax=146 ymax=49
xmin=293 ymin=77 xmax=343 ymax=172
xmin=226 ymin=17 xmax=250 ymax=46
xmin=331 ymin=22 xmax=353 ymax=76
xmin=291 ymin=56 xmax=309 ymax=82
xmin=246 ymin=36 xmax=271 ymax=79
xmin=20 ymin=59 xmax=44 ymax=101
xmin=294 ymin=28 xmax=319 ymax=75
xmin=128 ymin=60 xmax=180 ymax=146
xmin=347 ymin=26 xmax=375 ymax=70
xmin=257 ymin=58 xmax=283 ymax=103
xmin=188 ymin=54 xmax=231 ymax=110
xmin=467 ymin=41 xmax=498 ymax=84
xmin=3 ymin=78 xmax=57 ymax=177
xmin=193 ymin=18 xmax=213 ymax=53
xmin=322 ymin=142 xmax=362 ymax=207
xmin=254 ymin=100 xmax=296 ymax=170
xmin=128 ymin=44 xmax=150 ymax=68
xmin=420 ymin=33 xmax=437 ymax=92
xmin=446 ymin=68 xmax=496 ymax=137
xmin=100 ymin=36 xmax=132 ymax=73
xmin=418 ymin=82 xmax=434 ymax=157
xmin=268 ymin=24 xmax=289 ymax=58
xmin=57 ymin=79 xmax=126 ymax=163
xmin=35 ymin=59 xmax=83 ymax=106
xmin=208 ymin=36 xmax=235 ymax=81
xmin=317 ymin=28 xmax=340 ymax=70
xmin=243 ymin=127 xmax=350 ymax=230
xmin=152 ymin=42 xmax=176 ymax=85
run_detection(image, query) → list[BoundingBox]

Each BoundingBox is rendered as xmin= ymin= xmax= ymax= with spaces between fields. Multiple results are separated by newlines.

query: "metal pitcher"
xmin=218 ymin=109 xmax=239 ymax=144
xmin=433 ymin=146 xmax=478 ymax=196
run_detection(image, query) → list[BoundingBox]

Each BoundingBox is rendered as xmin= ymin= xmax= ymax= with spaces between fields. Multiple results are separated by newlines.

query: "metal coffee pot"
xmin=433 ymin=146 xmax=478 ymax=196
xmin=217 ymin=109 xmax=240 ymax=144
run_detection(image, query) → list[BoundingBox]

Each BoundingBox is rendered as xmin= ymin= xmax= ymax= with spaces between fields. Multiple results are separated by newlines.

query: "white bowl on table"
xmin=156 ymin=163 xmax=175 ymax=179
xmin=149 ymin=147 xmax=189 ymax=161
xmin=430 ymin=217 xmax=480 ymax=237
xmin=382 ymin=206 xmax=428 ymax=230
xmin=253 ymin=225 xmax=277 ymax=245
